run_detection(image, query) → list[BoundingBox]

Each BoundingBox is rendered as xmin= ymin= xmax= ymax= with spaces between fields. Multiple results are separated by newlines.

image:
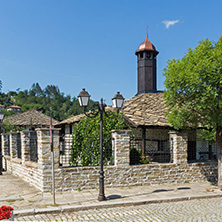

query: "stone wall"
xmin=1 ymin=129 xmax=218 ymax=192
xmin=55 ymin=129 xmax=217 ymax=191
xmin=55 ymin=162 xmax=217 ymax=191
xmin=2 ymin=128 xmax=60 ymax=191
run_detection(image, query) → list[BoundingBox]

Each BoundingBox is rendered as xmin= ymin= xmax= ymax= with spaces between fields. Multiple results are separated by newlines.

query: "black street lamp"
xmin=0 ymin=111 xmax=5 ymax=175
xmin=78 ymin=89 xmax=124 ymax=201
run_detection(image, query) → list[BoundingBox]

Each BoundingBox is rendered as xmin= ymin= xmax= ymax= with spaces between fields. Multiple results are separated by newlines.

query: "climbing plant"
xmin=1 ymin=120 xmax=24 ymax=133
xmin=70 ymin=111 xmax=130 ymax=166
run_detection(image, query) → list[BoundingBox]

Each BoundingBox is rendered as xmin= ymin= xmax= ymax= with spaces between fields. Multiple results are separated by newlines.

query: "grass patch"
xmin=50 ymin=203 xmax=60 ymax=207
xmin=77 ymin=187 xmax=82 ymax=192
xmin=28 ymin=200 xmax=37 ymax=203
xmin=5 ymin=198 xmax=24 ymax=203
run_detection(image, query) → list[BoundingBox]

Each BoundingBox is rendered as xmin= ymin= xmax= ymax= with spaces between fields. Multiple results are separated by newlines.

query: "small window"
xmin=146 ymin=53 xmax=151 ymax=59
xmin=158 ymin=141 xmax=165 ymax=151
xmin=70 ymin=124 xmax=73 ymax=134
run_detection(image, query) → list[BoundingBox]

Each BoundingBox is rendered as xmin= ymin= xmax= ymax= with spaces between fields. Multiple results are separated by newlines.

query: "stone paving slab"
xmin=0 ymin=172 xmax=222 ymax=217
xmin=0 ymin=195 xmax=21 ymax=201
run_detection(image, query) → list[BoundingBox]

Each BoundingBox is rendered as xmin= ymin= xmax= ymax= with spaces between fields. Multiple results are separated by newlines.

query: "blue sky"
xmin=0 ymin=0 xmax=221 ymax=104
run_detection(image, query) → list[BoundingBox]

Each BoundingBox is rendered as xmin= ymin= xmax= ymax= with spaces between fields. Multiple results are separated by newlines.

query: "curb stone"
xmin=0 ymin=195 xmax=21 ymax=201
xmin=14 ymin=209 xmax=35 ymax=217
xmin=34 ymin=207 xmax=62 ymax=214
xmin=14 ymin=193 xmax=222 ymax=217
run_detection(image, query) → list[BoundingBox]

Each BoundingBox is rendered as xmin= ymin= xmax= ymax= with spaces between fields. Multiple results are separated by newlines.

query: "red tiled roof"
xmin=8 ymin=105 xmax=21 ymax=109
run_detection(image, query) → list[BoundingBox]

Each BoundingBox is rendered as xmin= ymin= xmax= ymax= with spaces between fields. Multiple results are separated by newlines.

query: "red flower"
xmin=0 ymin=206 xmax=13 ymax=220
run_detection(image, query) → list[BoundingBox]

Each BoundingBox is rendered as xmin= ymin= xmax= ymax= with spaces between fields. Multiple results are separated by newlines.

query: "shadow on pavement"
xmin=177 ymin=187 xmax=191 ymax=190
xmin=152 ymin=189 xmax=174 ymax=193
xmin=106 ymin=195 xmax=122 ymax=200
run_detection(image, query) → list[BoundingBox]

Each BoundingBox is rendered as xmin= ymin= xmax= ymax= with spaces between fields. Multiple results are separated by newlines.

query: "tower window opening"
xmin=140 ymin=53 xmax=143 ymax=58
xmin=146 ymin=53 xmax=151 ymax=59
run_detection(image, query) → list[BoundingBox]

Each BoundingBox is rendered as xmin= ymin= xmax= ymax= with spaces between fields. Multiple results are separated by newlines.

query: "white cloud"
xmin=162 ymin=20 xmax=179 ymax=29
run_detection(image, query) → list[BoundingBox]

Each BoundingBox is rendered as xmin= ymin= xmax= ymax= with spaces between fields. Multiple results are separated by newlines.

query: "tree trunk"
xmin=216 ymin=130 xmax=222 ymax=190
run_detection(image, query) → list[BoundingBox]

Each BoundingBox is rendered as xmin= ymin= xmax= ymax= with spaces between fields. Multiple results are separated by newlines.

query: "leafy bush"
xmin=70 ymin=111 xmax=129 ymax=166
xmin=129 ymin=147 xmax=149 ymax=165
xmin=1 ymin=120 xmax=23 ymax=133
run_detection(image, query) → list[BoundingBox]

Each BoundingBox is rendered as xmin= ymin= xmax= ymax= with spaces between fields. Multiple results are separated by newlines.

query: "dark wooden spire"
xmin=135 ymin=29 xmax=159 ymax=95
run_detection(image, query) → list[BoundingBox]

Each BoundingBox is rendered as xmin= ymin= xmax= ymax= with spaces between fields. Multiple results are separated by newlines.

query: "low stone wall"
xmin=52 ymin=130 xmax=217 ymax=192
xmin=54 ymin=162 xmax=217 ymax=191
xmin=1 ymin=129 xmax=218 ymax=192
xmin=4 ymin=156 xmax=42 ymax=190
xmin=1 ymin=128 xmax=60 ymax=192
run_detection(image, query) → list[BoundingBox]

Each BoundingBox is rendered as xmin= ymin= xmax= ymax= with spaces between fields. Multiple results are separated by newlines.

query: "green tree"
xmin=2 ymin=119 xmax=23 ymax=133
xmin=0 ymin=83 xmax=98 ymax=121
xmin=163 ymin=36 xmax=222 ymax=188
xmin=70 ymin=112 xmax=129 ymax=166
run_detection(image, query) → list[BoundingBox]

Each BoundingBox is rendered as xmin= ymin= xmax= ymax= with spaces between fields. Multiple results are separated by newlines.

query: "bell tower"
xmin=135 ymin=27 xmax=159 ymax=95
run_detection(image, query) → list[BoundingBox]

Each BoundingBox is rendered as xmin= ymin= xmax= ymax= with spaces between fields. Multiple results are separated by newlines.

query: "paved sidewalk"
xmin=0 ymin=172 xmax=221 ymax=217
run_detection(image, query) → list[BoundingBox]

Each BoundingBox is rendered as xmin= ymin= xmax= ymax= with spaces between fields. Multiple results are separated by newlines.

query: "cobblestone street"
xmin=15 ymin=197 xmax=222 ymax=221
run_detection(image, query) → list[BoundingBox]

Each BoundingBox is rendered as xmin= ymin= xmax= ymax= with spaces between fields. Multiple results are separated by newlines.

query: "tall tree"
xmin=163 ymin=36 xmax=222 ymax=188
xmin=0 ymin=83 xmax=98 ymax=121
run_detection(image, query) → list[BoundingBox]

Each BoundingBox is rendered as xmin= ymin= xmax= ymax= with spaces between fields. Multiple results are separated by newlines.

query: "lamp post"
xmin=78 ymin=89 xmax=124 ymax=201
xmin=0 ymin=111 xmax=5 ymax=175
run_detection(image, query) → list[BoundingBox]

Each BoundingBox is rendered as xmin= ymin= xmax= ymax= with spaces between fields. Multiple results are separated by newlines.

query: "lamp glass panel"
xmin=112 ymin=99 xmax=117 ymax=108
xmin=113 ymin=99 xmax=123 ymax=108
xmin=116 ymin=99 xmax=123 ymax=108
xmin=78 ymin=97 xmax=89 ymax=107
xmin=0 ymin=113 xmax=4 ymax=121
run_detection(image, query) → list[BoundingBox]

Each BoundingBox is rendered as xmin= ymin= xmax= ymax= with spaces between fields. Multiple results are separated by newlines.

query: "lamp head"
xmin=78 ymin=88 xmax=91 ymax=107
xmin=112 ymin=92 xmax=124 ymax=108
xmin=0 ymin=111 xmax=4 ymax=121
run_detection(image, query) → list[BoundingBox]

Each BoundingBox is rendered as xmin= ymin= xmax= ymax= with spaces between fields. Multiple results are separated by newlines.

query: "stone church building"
xmin=1 ymin=31 xmax=218 ymax=192
xmin=58 ymin=31 xmax=218 ymax=165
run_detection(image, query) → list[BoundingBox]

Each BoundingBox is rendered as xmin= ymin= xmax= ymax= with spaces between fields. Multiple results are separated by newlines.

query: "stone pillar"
xmin=9 ymin=132 xmax=17 ymax=158
xmin=36 ymin=128 xmax=60 ymax=191
xmin=112 ymin=130 xmax=131 ymax=167
xmin=53 ymin=128 xmax=60 ymax=170
xmin=36 ymin=128 xmax=60 ymax=170
xmin=21 ymin=131 xmax=30 ymax=164
xmin=169 ymin=131 xmax=188 ymax=164
xmin=2 ymin=134 xmax=9 ymax=156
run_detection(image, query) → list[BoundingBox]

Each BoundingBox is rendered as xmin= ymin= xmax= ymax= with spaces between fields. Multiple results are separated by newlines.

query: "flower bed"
xmin=0 ymin=206 xmax=13 ymax=220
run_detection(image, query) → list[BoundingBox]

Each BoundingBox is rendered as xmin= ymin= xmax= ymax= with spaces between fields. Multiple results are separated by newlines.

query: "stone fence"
xmin=1 ymin=129 xmax=218 ymax=192
xmin=1 ymin=128 xmax=60 ymax=191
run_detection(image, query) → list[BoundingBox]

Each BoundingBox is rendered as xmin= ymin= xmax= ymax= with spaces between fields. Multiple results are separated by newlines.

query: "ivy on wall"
xmin=70 ymin=111 xmax=130 ymax=166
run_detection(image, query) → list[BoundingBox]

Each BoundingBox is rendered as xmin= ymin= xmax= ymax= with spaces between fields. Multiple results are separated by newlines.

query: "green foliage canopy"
xmin=164 ymin=36 xmax=222 ymax=142
xmin=1 ymin=119 xmax=24 ymax=133
xmin=0 ymin=83 xmax=98 ymax=121
xmin=70 ymin=111 xmax=129 ymax=166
